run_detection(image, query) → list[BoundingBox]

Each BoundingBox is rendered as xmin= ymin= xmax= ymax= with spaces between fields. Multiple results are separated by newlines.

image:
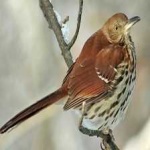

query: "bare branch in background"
xmin=68 ymin=0 xmax=83 ymax=49
xmin=61 ymin=16 xmax=69 ymax=25
xmin=39 ymin=0 xmax=119 ymax=149
xmin=39 ymin=0 xmax=72 ymax=67
xmin=39 ymin=0 xmax=83 ymax=68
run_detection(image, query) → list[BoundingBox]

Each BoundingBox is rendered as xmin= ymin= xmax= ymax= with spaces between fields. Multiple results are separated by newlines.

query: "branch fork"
xmin=39 ymin=0 xmax=83 ymax=67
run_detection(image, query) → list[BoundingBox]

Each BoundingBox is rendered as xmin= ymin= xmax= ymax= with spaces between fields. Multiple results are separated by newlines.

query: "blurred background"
xmin=0 ymin=0 xmax=150 ymax=150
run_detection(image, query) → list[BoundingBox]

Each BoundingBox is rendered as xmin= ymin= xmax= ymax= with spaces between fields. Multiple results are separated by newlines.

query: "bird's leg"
xmin=78 ymin=101 xmax=86 ymax=129
xmin=79 ymin=102 xmax=119 ymax=150
xmin=78 ymin=102 xmax=106 ymax=138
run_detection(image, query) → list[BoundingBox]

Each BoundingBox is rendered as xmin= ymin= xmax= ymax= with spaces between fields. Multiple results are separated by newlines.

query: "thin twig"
xmin=39 ymin=0 xmax=83 ymax=68
xmin=39 ymin=0 xmax=73 ymax=67
xmin=68 ymin=0 xmax=83 ymax=49
xmin=62 ymin=16 xmax=69 ymax=25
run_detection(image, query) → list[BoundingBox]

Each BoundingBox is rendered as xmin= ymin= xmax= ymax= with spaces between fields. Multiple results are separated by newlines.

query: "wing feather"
xmin=64 ymin=44 xmax=125 ymax=110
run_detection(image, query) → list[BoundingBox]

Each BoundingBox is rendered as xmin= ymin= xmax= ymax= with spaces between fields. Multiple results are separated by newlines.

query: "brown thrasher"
xmin=0 ymin=13 xmax=140 ymax=136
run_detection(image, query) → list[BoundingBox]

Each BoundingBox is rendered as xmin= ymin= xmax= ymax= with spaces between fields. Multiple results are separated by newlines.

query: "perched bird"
xmin=0 ymin=13 xmax=140 ymax=134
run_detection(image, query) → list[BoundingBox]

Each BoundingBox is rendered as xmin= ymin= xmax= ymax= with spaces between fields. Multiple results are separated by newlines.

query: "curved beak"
xmin=125 ymin=16 xmax=141 ymax=32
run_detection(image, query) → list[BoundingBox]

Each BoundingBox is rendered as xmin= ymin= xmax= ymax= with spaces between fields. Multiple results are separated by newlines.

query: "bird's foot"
xmin=79 ymin=102 xmax=119 ymax=150
xmin=100 ymin=130 xmax=119 ymax=150
xmin=78 ymin=101 xmax=105 ymax=137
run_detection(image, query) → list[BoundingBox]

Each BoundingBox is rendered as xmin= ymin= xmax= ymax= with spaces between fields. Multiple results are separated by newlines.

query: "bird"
xmin=0 ymin=13 xmax=140 ymax=134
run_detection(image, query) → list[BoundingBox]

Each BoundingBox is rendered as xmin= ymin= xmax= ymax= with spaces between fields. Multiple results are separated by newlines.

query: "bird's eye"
xmin=115 ymin=26 xmax=118 ymax=30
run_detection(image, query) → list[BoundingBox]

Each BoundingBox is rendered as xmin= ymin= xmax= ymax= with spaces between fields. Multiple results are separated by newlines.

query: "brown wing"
xmin=95 ymin=44 xmax=124 ymax=81
xmin=63 ymin=44 xmax=125 ymax=110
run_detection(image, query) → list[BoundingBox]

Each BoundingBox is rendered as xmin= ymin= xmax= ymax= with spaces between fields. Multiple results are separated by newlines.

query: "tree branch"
xmin=39 ymin=0 xmax=73 ymax=67
xmin=68 ymin=0 xmax=83 ymax=49
xmin=39 ymin=0 xmax=83 ymax=68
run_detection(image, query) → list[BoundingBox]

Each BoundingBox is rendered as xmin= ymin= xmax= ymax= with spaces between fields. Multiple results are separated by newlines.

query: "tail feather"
xmin=0 ymin=87 xmax=67 ymax=134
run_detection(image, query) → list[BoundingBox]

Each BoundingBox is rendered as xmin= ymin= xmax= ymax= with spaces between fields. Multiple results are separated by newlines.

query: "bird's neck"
xmin=124 ymin=34 xmax=136 ymax=69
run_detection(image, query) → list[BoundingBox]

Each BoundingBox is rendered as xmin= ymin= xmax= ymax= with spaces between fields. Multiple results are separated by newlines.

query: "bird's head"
xmin=102 ymin=13 xmax=140 ymax=44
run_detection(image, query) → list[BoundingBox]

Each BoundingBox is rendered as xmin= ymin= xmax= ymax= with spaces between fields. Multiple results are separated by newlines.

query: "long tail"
xmin=0 ymin=87 xmax=67 ymax=134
